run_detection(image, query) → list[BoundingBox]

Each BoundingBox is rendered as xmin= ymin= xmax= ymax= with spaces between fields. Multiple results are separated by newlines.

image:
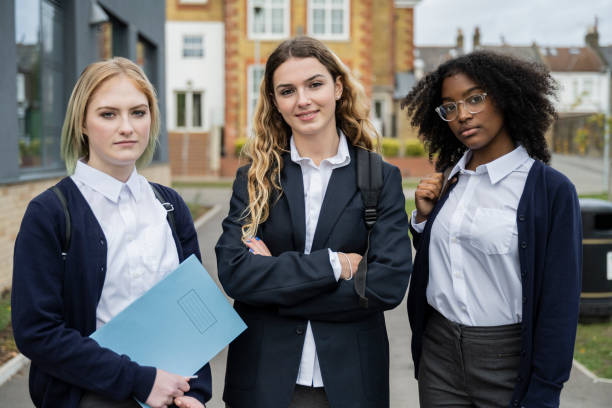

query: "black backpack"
xmin=50 ymin=183 xmax=176 ymax=260
xmin=354 ymin=148 xmax=384 ymax=309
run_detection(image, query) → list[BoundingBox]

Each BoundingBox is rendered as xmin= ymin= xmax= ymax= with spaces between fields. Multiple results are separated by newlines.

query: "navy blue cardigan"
xmin=12 ymin=177 xmax=212 ymax=408
xmin=408 ymin=160 xmax=582 ymax=408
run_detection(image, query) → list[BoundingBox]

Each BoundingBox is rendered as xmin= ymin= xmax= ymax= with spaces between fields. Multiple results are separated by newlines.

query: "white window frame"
xmin=247 ymin=65 xmax=265 ymax=134
xmin=247 ymin=0 xmax=290 ymax=41
xmin=175 ymin=90 xmax=205 ymax=130
xmin=308 ymin=0 xmax=350 ymax=41
xmin=182 ymin=35 xmax=204 ymax=58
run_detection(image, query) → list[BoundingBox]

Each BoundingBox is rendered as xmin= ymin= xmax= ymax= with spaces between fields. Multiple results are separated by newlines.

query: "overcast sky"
xmin=414 ymin=0 xmax=612 ymax=50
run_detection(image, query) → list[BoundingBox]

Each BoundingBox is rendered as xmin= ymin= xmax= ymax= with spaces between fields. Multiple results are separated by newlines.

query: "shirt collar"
xmin=73 ymin=160 xmax=142 ymax=203
xmin=448 ymin=145 xmax=531 ymax=185
xmin=290 ymin=130 xmax=351 ymax=168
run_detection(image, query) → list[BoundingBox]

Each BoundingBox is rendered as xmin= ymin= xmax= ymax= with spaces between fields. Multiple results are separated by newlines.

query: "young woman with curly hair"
xmin=402 ymin=51 xmax=582 ymax=407
xmin=215 ymin=36 xmax=412 ymax=408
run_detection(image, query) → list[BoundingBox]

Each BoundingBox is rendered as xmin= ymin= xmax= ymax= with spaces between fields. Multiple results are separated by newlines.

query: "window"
xmin=176 ymin=91 xmax=204 ymax=129
xmin=247 ymin=65 xmax=265 ymax=133
xmin=15 ymin=0 xmax=64 ymax=170
xmin=183 ymin=35 xmax=204 ymax=58
xmin=248 ymin=0 xmax=289 ymax=40
xmin=179 ymin=0 xmax=208 ymax=4
xmin=308 ymin=0 xmax=349 ymax=41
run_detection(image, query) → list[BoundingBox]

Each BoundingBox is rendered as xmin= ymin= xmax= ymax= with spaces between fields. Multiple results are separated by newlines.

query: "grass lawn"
xmin=0 ymin=289 xmax=18 ymax=366
xmin=173 ymin=180 xmax=234 ymax=189
xmin=574 ymin=319 xmax=612 ymax=379
xmin=580 ymin=192 xmax=609 ymax=201
xmin=186 ymin=202 xmax=211 ymax=221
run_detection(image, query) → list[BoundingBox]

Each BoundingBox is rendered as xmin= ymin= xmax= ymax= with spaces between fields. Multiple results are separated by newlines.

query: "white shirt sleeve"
xmin=410 ymin=209 xmax=426 ymax=233
xmin=328 ymin=249 xmax=342 ymax=281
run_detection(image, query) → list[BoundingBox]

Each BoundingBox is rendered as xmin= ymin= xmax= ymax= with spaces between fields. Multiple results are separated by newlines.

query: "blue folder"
xmin=91 ymin=254 xmax=246 ymax=407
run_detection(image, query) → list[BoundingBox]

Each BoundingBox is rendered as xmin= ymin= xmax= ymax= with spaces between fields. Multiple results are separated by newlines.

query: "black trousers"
xmin=418 ymin=309 xmax=522 ymax=408
xmin=79 ymin=392 xmax=140 ymax=408
xmin=226 ymin=384 xmax=330 ymax=408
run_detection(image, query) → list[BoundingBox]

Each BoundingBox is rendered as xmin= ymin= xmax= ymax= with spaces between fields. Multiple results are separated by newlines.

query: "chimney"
xmin=473 ymin=26 xmax=481 ymax=49
xmin=585 ymin=16 xmax=599 ymax=49
xmin=456 ymin=28 xmax=464 ymax=51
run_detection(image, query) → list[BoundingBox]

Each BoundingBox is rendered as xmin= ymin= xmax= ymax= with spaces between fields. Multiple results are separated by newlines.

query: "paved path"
xmin=2 ymin=184 xmax=611 ymax=407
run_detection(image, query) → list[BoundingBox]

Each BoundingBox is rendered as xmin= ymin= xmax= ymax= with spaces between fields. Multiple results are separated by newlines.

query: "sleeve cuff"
xmin=410 ymin=210 xmax=426 ymax=233
xmin=328 ymin=249 xmax=342 ymax=281
xmin=132 ymin=365 xmax=157 ymax=403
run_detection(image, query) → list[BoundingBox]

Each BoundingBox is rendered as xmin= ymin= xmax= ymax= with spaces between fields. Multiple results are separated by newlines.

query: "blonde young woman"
xmin=12 ymin=58 xmax=211 ymax=408
xmin=215 ymin=36 xmax=412 ymax=408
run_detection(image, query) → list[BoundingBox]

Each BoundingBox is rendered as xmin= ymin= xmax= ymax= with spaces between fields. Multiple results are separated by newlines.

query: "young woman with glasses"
xmin=215 ymin=36 xmax=412 ymax=408
xmin=402 ymin=51 xmax=582 ymax=407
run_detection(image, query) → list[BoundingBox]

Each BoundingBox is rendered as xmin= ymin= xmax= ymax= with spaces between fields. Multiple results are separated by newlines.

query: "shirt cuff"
xmin=328 ymin=249 xmax=342 ymax=281
xmin=410 ymin=209 xmax=426 ymax=233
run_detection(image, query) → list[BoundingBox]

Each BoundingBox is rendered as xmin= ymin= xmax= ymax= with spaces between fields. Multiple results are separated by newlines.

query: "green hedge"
xmin=234 ymin=137 xmax=247 ymax=157
xmin=380 ymin=138 xmax=400 ymax=157
xmin=404 ymin=140 xmax=426 ymax=157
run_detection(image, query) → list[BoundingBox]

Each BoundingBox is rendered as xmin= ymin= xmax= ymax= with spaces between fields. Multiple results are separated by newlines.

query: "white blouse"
xmin=72 ymin=161 xmax=179 ymax=329
xmin=412 ymin=146 xmax=534 ymax=326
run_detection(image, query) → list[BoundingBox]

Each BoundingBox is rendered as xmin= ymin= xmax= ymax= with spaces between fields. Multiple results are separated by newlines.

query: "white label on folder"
xmin=608 ymin=252 xmax=612 ymax=281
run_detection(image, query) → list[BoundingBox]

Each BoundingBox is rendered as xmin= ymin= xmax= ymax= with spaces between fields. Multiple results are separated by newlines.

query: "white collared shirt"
xmin=290 ymin=132 xmax=350 ymax=387
xmin=412 ymin=146 xmax=534 ymax=326
xmin=72 ymin=161 xmax=179 ymax=329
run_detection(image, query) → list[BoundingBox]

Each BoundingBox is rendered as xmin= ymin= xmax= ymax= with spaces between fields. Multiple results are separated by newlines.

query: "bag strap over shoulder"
xmin=149 ymin=183 xmax=177 ymax=237
xmin=49 ymin=182 xmax=178 ymax=260
xmin=354 ymin=148 xmax=384 ymax=308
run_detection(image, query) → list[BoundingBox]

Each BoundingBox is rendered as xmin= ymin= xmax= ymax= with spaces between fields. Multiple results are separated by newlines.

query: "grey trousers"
xmin=225 ymin=384 xmax=330 ymax=408
xmin=79 ymin=392 xmax=140 ymax=408
xmin=418 ymin=309 xmax=522 ymax=408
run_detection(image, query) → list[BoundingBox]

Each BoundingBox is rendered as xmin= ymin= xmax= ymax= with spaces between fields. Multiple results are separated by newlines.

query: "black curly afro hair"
xmin=402 ymin=50 xmax=558 ymax=171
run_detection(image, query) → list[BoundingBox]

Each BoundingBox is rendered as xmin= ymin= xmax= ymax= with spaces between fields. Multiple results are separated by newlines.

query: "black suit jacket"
xmin=215 ymin=145 xmax=412 ymax=408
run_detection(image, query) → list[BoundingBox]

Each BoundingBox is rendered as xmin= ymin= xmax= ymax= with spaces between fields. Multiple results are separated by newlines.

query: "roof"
xmin=599 ymin=45 xmax=612 ymax=67
xmin=539 ymin=46 xmax=605 ymax=72
xmin=414 ymin=46 xmax=463 ymax=73
xmin=394 ymin=72 xmax=416 ymax=99
xmin=479 ymin=44 xmax=543 ymax=64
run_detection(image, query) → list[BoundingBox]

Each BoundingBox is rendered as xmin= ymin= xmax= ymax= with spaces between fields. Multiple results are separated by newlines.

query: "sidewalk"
xmin=1 ymin=185 xmax=611 ymax=407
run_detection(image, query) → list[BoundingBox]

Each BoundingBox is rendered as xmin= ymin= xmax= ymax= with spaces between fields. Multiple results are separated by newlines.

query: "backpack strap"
xmin=354 ymin=148 xmax=384 ymax=308
xmin=50 ymin=186 xmax=71 ymax=260
xmin=49 ymin=183 xmax=177 ymax=261
xmin=150 ymin=183 xmax=177 ymax=237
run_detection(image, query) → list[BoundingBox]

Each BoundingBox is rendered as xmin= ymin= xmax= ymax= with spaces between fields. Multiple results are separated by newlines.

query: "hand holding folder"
xmin=90 ymin=255 xmax=246 ymax=407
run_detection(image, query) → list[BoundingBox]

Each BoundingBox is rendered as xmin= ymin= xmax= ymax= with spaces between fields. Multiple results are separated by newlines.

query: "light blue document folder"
xmin=91 ymin=254 xmax=246 ymax=407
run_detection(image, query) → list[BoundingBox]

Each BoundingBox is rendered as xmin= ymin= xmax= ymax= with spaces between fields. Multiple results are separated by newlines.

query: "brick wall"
xmin=168 ymin=131 xmax=212 ymax=176
xmin=0 ymin=163 xmax=171 ymax=292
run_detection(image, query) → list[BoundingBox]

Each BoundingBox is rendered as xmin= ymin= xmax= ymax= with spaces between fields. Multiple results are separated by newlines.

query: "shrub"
xmin=380 ymin=138 xmax=400 ymax=157
xmin=404 ymin=140 xmax=426 ymax=157
xmin=234 ymin=137 xmax=247 ymax=157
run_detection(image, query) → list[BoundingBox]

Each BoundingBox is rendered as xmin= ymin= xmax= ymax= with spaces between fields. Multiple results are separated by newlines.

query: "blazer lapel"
xmin=281 ymin=154 xmax=307 ymax=253
xmin=311 ymin=148 xmax=358 ymax=251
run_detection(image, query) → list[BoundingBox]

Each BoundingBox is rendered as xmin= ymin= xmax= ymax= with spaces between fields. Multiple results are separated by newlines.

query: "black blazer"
xmin=215 ymin=145 xmax=412 ymax=408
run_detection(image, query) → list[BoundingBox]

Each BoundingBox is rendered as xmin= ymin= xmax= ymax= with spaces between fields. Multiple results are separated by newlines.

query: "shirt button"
xmin=296 ymin=327 xmax=304 ymax=335
xmin=520 ymin=241 xmax=527 ymax=249
xmin=522 ymin=296 xmax=527 ymax=304
xmin=517 ymin=376 xmax=523 ymax=382
xmin=518 ymin=215 xmax=525 ymax=221
xmin=100 ymin=239 xmax=105 ymax=246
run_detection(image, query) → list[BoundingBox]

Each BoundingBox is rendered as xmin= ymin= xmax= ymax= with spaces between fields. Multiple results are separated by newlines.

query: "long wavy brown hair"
xmin=241 ymin=36 xmax=380 ymax=240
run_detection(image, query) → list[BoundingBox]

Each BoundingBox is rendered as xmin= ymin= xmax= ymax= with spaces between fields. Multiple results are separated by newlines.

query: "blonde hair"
xmin=241 ymin=36 xmax=380 ymax=240
xmin=60 ymin=57 xmax=160 ymax=174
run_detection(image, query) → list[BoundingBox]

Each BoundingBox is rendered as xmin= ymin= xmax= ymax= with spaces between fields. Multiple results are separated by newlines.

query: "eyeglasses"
xmin=435 ymin=93 xmax=488 ymax=122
